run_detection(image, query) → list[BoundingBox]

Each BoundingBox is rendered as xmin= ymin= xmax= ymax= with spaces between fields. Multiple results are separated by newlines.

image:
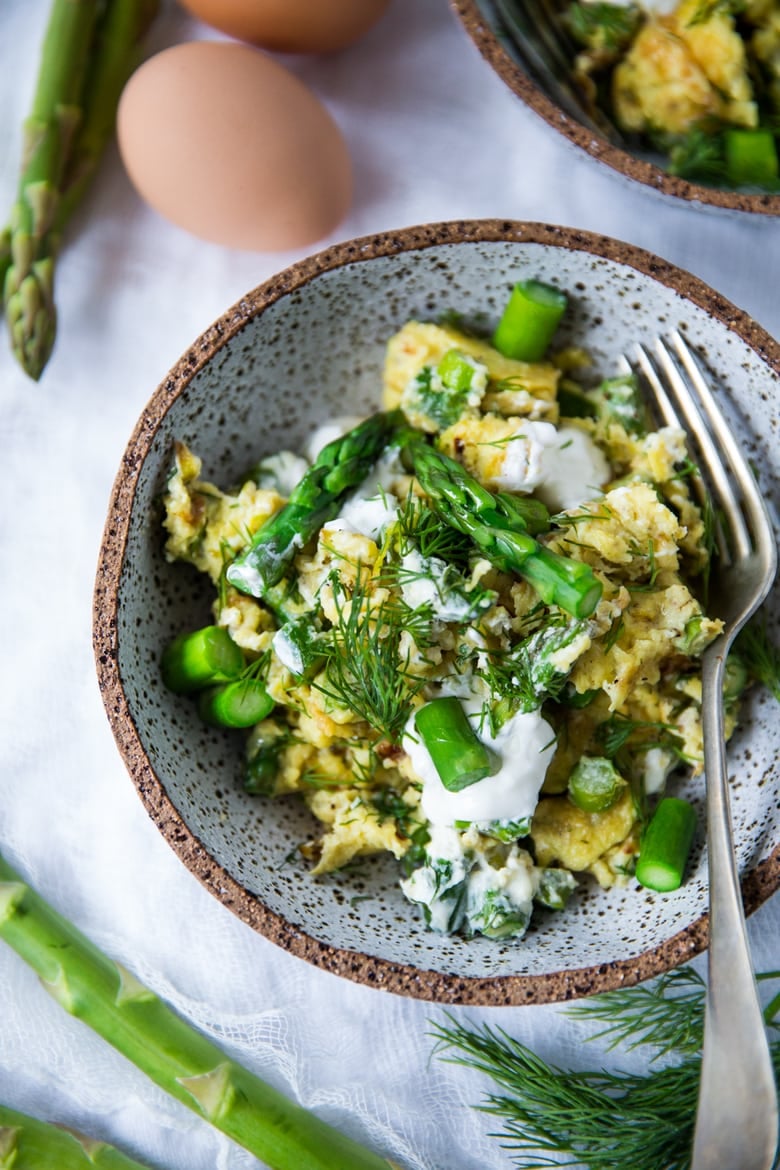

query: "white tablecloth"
xmin=1 ymin=2 xmax=778 ymax=1168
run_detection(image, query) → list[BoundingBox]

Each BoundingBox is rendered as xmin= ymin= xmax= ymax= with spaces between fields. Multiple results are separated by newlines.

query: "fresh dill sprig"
xmin=479 ymin=617 xmax=587 ymax=729
xmin=566 ymin=968 xmax=705 ymax=1059
xmin=595 ymin=712 xmax=687 ymax=762
xmin=431 ymin=968 xmax=780 ymax=1170
xmin=394 ymin=490 xmax=474 ymax=567
xmin=734 ymin=611 xmax=780 ymax=703
xmin=313 ymin=570 xmax=429 ymax=741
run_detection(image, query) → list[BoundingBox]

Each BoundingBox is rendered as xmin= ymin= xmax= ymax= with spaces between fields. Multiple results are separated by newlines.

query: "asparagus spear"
xmin=3 ymin=0 xmax=101 ymax=380
xmin=0 ymin=1104 xmax=150 ymax=1170
xmin=3 ymin=0 xmax=159 ymax=380
xmin=227 ymin=411 xmax=405 ymax=599
xmin=0 ymin=853 xmax=399 ymax=1170
xmin=409 ymin=442 xmax=602 ymax=619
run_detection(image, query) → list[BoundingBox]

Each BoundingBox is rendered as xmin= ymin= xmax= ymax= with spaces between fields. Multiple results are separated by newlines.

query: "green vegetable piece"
xmin=197 ymin=679 xmax=274 ymax=728
xmin=491 ymin=492 xmax=551 ymax=537
xmin=0 ymin=853 xmax=396 ymax=1170
xmin=409 ymin=440 xmax=602 ymax=618
xmin=557 ymin=383 xmax=598 ymax=420
xmin=0 ymin=1103 xmax=150 ymax=1169
xmin=636 ymin=797 xmax=697 ymax=893
xmin=273 ymin=618 xmax=325 ymax=680
xmin=437 ymin=348 xmax=478 ymax=393
xmin=161 ymin=625 xmax=244 ymax=694
xmin=454 ymin=817 xmax=532 ymax=843
xmin=406 ymin=352 xmax=485 ymax=431
xmin=401 ymin=856 xmax=469 ymax=934
xmin=568 ymin=755 xmax=625 ymax=812
xmin=593 ymin=373 xmax=647 ymax=435
xmin=564 ymin=1 xmax=641 ymax=52
xmin=466 ymin=887 xmax=531 ymax=940
xmin=559 ymin=682 xmax=600 ymax=709
xmin=485 ymin=618 xmax=590 ymax=728
xmin=722 ymin=651 xmax=749 ymax=704
xmin=535 ymin=867 xmax=578 ymax=911
xmin=415 ymin=696 xmax=499 ymax=792
xmin=724 ymin=128 xmax=779 ymax=189
xmin=227 ymin=410 xmax=404 ymax=598
xmin=492 ymin=279 xmax=568 ymax=362
xmin=3 ymin=0 xmax=159 ymax=380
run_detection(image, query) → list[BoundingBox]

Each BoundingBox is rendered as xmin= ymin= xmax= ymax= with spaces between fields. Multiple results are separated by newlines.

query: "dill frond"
xmin=313 ymin=571 xmax=429 ymax=742
xmin=394 ymin=490 xmax=473 ymax=567
xmin=431 ymin=969 xmax=780 ymax=1170
xmin=734 ymin=612 xmax=780 ymax=703
xmin=566 ymin=968 xmax=705 ymax=1059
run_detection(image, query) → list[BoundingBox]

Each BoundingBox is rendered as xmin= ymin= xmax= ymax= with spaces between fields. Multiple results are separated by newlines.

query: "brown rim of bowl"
xmin=93 ymin=218 xmax=780 ymax=1006
xmin=451 ymin=0 xmax=780 ymax=218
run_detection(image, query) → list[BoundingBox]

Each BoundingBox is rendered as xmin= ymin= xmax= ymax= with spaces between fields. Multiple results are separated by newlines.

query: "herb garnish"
xmin=432 ymin=966 xmax=780 ymax=1170
xmin=313 ymin=570 xmax=430 ymax=741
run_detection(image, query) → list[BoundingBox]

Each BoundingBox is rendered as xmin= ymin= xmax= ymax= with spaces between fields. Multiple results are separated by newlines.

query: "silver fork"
xmin=630 ymin=332 xmax=778 ymax=1170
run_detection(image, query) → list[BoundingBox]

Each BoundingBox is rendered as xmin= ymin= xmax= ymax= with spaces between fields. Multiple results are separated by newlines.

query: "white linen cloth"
xmin=1 ymin=2 xmax=778 ymax=1168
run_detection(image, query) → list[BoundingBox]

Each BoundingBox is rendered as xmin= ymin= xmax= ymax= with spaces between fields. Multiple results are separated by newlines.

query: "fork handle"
xmin=691 ymin=649 xmax=778 ymax=1170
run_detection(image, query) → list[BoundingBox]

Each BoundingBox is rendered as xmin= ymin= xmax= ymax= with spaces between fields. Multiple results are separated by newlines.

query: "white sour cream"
xmin=399 ymin=549 xmax=479 ymax=622
xmin=493 ymin=420 xmax=611 ymax=512
xmin=582 ymin=0 xmax=677 ymax=10
xmin=404 ymin=698 xmax=556 ymax=827
xmin=468 ymin=847 xmax=535 ymax=911
xmin=271 ymin=626 xmax=304 ymax=674
xmin=322 ymin=446 xmax=405 ymax=542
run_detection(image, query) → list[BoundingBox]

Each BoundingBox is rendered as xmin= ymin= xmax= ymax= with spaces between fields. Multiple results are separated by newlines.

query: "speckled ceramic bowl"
xmin=452 ymin=0 xmax=780 ymax=218
xmin=94 ymin=220 xmax=780 ymax=1005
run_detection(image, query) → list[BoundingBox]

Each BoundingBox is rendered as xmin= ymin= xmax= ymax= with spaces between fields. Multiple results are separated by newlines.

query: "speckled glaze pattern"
xmin=451 ymin=0 xmax=780 ymax=219
xmin=94 ymin=220 xmax=780 ymax=1005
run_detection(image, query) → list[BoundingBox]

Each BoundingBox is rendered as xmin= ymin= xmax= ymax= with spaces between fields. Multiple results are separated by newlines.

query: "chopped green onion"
xmin=492 ymin=279 xmax=568 ymax=362
xmin=161 ymin=625 xmax=244 ymax=694
xmin=197 ymin=680 xmax=275 ymax=728
xmin=437 ymin=347 xmax=478 ymax=393
xmin=568 ymin=755 xmax=625 ymax=812
xmin=724 ymin=128 xmax=779 ymax=189
xmin=636 ymin=797 xmax=697 ymax=893
xmin=414 ymin=697 xmax=499 ymax=792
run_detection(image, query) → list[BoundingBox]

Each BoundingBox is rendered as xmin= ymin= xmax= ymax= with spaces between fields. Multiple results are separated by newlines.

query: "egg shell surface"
xmin=176 ymin=0 xmax=392 ymax=53
xmin=117 ymin=41 xmax=352 ymax=251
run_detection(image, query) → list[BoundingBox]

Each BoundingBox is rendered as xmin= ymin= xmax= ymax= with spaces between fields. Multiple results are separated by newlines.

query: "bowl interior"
xmin=452 ymin=0 xmax=780 ymax=218
xmin=98 ymin=224 xmax=780 ymax=1003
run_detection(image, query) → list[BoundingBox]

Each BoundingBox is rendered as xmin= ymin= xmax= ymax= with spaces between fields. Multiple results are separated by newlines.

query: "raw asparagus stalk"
xmin=409 ymin=441 xmax=602 ymax=618
xmin=3 ymin=0 xmax=101 ymax=380
xmin=55 ymin=0 xmax=160 ymax=226
xmin=0 ymin=1104 xmax=150 ymax=1170
xmin=227 ymin=411 xmax=405 ymax=598
xmin=0 ymin=854 xmax=399 ymax=1170
xmin=3 ymin=0 xmax=159 ymax=380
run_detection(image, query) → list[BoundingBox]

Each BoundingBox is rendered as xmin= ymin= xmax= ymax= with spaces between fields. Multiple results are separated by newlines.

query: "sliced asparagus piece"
xmin=0 ymin=853 xmax=398 ymax=1170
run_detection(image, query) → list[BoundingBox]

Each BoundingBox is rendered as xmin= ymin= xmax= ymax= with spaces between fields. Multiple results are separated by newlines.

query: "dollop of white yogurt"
xmin=404 ymin=697 xmax=556 ymax=827
xmin=493 ymin=420 xmax=611 ymax=512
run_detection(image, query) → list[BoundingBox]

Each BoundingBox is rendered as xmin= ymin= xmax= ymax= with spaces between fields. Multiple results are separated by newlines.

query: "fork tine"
xmin=652 ymin=335 xmax=753 ymax=562
xmin=632 ymin=341 xmax=730 ymax=563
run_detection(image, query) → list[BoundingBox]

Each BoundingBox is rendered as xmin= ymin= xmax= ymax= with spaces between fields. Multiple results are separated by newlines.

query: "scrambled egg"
xmin=163 ymin=312 xmax=728 ymax=933
xmin=613 ymin=0 xmax=757 ymax=135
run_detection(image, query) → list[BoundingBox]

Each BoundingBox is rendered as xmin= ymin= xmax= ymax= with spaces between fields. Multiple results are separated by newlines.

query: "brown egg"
xmin=116 ymin=42 xmax=352 ymax=251
xmin=177 ymin=0 xmax=392 ymax=54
